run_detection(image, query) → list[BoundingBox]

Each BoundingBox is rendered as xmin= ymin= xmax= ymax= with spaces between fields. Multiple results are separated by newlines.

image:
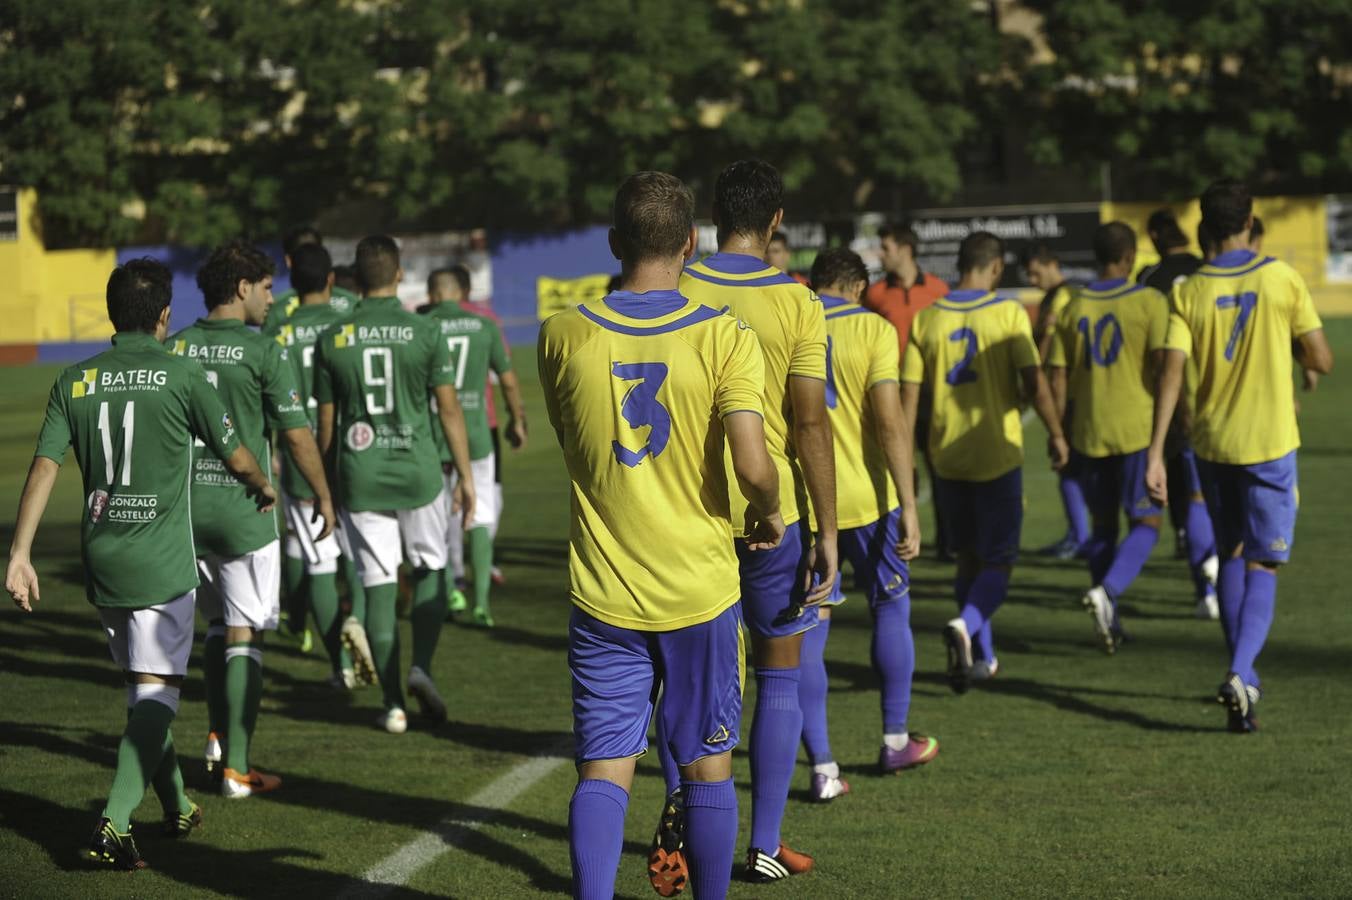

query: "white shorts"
xmin=100 ymin=591 xmax=196 ymax=676
xmin=283 ymin=494 xmax=344 ymax=575
xmin=342 ymin=498 xmax=449 ymax=587
xmin=445 ymin=454 xmax=498 ymax=532
xmin=197 ymin=540 xmax=282 ymax=630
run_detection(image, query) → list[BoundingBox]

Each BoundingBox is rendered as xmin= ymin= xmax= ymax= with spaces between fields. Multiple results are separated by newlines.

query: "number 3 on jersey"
xmin=610 ymin=362 xmax=671 ymax=467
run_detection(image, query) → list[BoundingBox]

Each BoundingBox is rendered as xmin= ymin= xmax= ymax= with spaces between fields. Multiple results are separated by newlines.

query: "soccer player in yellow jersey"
xmin=1146 ymin=179 xmax=1333 ymax=733
xmin=1024 ymin=244 xmax=1090 ymax=564
xmin=1049 ymin=223 xmax=1171 ymax=652
xmin=539 ymin=172 xmax=783 ymax=900
xmin=798 ymin=248 xmax=937 ymax=804
xmin=677 ymin=159 xmax=836 ymax=882
xmin=902 ymin=232 xmax=1069 ymax=693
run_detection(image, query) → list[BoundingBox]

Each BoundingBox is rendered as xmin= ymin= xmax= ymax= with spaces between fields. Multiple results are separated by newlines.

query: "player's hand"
xmin=312 ymin=495 xmax=336 ymax=542
xmin=1302 ymin=367 xmax=1320 ymax=393
xmin=743 ymin=507 xmax=785 ymax=551
xmin=1145 ymin=451 xmax=1169 ymax=506
xmin=453 ymin=478 xmax=477 ymax=530
xmin=897 ymin=507 xmax=922 ymax=561
xmin=1048 ymin=434 xmax=1070 ymax=472
xmin=250 ymin=482 xmax=278 ymax=514
xmin=5 ymin=556 xmax=39 ymax=612
xmin=803 ymin=534 xmax=838 ymax=607
xmin=507 ymin=416 xmax=528 ymax=451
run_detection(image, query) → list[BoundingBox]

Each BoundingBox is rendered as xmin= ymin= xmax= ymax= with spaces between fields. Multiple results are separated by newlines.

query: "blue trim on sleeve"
xmin=578 ymin=303 xmax=724 ymax=336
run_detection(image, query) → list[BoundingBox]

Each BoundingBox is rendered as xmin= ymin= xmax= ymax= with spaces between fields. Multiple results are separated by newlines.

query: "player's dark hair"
xmin=196 ymin=240 xmax=276 ymax=310
xmin=283 ymin=225 xmax=322 ymax=259
xmin=1200 ymin=178 xmax=1252 ymax=241
xmin=957 ymin=231 xmax=1004 ymax=275
xmin=1146 ymin=209 xmax=1188 ymax=250
xmin=333 ymin=264 xmax=359 ymax=293
xmin=355 ymin=235 xmax=401 ymax=293
xmin=1197 ymin=220 xmax=1219 ymax=257
xmin=612 ymin=171 xmax=695 ymax=263
xmin=106 ymin=258 xmax=173 ymax=333
xmin=712 ymin=159 xmax=782 ymax=244
xmin=427 ymin=265 xmax=471 ymax=298
xmin=878 ymin=222 xmax=918 ymax=253
xmin=810 ymin=247 xmax=868 ymax=294
xmin=290 ymin=243 xmax=333 ymax=295
xmin=1250 ymin=215 xmax=1265 ymax=240
xmin=1093 ymin=221 xmax=1136 ymax=268
xmin=769 ymin=230 xmax=788 ymax=246
xmin=1020 ymin=242 xmax=1058 ymax=268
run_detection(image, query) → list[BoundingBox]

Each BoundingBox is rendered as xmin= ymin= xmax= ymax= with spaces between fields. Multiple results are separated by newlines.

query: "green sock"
xmin=344 ymin=556 xmax=367 ymax=624
xmin=104 ymin=699 xmax=176 ymax=832
xmin=224 ymin=643 xmax=260 ymax=773
xmin=283 ymin=554 xmax=307 ymax=632
xmin=310 ymin=572 xmax=343 ymax=672
xmin=204 ymin=624 xmax=227 ymax=735
xmin=410 ymin=568 xmax=447 ymax=674
xmin=468 ymin=527 xmax=493 ymax=614
xmin=365 ymin=584 xmax=405 ymax=710
xmin=150 ymin=727 xmax=192 ymax=817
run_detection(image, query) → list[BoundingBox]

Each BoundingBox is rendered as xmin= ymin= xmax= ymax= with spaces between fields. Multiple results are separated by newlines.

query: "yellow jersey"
xmin=538 ymin=290 xmax=765 ymax=631
xmin=681 ymin=252 xmax=827 ymax=528
xmin=821 ymin=295 xmax=901 ymax=529
xmin=1164 ymin=249 xmax=1323 ymax=465
xmin=901 ymin=290 xmax=1041 ymax=482
xmin=1049 ymin=279 xmax=1169 ymax=457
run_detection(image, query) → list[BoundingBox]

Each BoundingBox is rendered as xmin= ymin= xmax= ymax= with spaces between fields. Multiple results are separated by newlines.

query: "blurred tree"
xmin=1022 ymin=0 xmax=1352 ymax=196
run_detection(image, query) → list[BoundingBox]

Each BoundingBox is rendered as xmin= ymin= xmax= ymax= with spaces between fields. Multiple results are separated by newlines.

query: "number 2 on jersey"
xmin=1215 ymin=292 xmax=1258 ymax=361
xmin=945 ymin=328 xmax=979 ymax=385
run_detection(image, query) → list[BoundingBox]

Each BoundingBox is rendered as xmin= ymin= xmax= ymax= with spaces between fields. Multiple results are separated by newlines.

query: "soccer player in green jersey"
xmin=423 ymin=268 xmax=527 ymax=627
xmin=314 ymin=235 xmax=476 ymax=734
xmin=261 ymin=225 xmax=361 ymax=336
xmin=6 ymin=258 xmax=275 ymax=870
xmin=274 ymin=243 xmax=370 ymax=687
xmin=169 ymin=241 xmax=336 ymax=798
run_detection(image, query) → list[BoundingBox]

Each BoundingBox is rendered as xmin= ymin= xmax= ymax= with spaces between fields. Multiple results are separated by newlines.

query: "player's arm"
xmin=1049 ymin=365 xmax=1068 ymax=421
xmin=789 ymin=374 xmax=838 ymax=606
xmin=434 ymin=383 xmax=476 ymax=526
xmin=869 ymin=380 xmax=921 ymax=560
xmin=280 ymin=428 xmax=335 ymax=540
xmin=1020 ymin=365 xmax=1069 ymax=471
xmin=6 ymin=456 xmax=61 ymax=612
xmin=1295 ymin=329 xmax=1334 ymax=376
xmin=498 ymin=370 xmax=528 ymax=450
xmin=1146 ymin=350 xmax=1187 ymax=505
xmin=224 ymin=445 xmax=277 ymax=512
xmin=726 ymin=411 xmax=784 ymax=551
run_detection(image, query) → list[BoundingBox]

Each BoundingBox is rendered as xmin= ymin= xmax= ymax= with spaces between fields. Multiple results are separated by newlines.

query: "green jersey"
xmin=33 ymin=332 xmax=241 ymax=609
xmin=262 ymin=285 xmax=359 ymax=337
xmin=168 ymin=317 xmax=310 ymax=557
xmin=274 ymin=302 xmax=351 ymax=500
xmin=312 ymin=295 xmax=456 ymax=511
xmin=422 ymin=303 xmax=511 ymax=462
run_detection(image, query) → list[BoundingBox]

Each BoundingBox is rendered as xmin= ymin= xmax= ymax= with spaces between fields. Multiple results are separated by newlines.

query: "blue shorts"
xmin=736 ymin=521 xmax=820 ymax=638
xmin=827 ymin=508 xmax=910 ymax=608
xmin=933 ymin=468 xmax=1023 ymax=565
xmin=1081 ymin=449 xmax=1164 ymax=522
xmin=569 ymin=603 xmax=743 ymax=765
xmin=1197 ymin=452 xmax=1298 ymax=564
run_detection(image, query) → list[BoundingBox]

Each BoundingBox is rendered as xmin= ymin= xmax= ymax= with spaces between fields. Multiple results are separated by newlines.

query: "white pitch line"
xmin=339 ymin=752 xmax=569 ymax=898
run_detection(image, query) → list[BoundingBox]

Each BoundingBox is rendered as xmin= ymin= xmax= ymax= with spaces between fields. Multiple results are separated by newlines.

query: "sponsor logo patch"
xmin=346 ymin=421 xmax=375 ymax=451
xmin=88 ymin=489 xmax=109 ymax=523
xmin=71 ymin=369 xmax=98 ymax=398
xmin=335 ymin=324 xmax=357 ymax=348
xmin=706 ymin=724 xmax=731 ymax=745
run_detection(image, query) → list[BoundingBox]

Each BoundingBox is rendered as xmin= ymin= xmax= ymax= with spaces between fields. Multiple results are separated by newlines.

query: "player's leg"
xmin=196 ymin=563 xmax=228 ymax=779
xmin=91 ymin=592 xmax=195 ymax=869
xmin=569 ymin=607 xmax=652 ymax=899
xmin=659 ymin=604 xmax=742 ymax=898
xmin=466 ymin=455 xmax=499 ymax=627
xmin=1165 ymin=443 xmax=1192 ymax=559
xmin=1058 ymin=462 xmax=1091 ymax=555
xmin=1098 ymin=449 xmax=1163 ymax=610
xmin=1178 ymin=449 xmax=1220 ymax=618
xmin=1078 ymin=457 xmax=1123 ymax=652
xmin=1197 ymin=458 xmax=1246 ymax=654
xmin=740 ymin=523 xmax=817 ymax=876
xmin=443 ymin=469 xmax=468 ymax=614
xmin=952 ymin=469 xmax=1022 ymax=678
xmin=219 ymin=541 xmax=282 ymax=796
xmin=343 ymin=509 xmax=408 ymax=730
xmin=798 ymin=601 xmax=839 ymax=800
xmin=938 ymin=476 xmax=980 ymax=692
xmin=489 ymin=426 xmax=505 ymax=583
xmin=286 ymin=495 xmax=346 ymax=683
xmin=402 ymin=495 xmax=453 ymax=721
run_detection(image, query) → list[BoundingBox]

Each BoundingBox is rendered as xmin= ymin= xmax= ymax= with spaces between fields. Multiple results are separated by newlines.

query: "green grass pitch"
xmin=2 ymin=321 xmax=1350 ymax=898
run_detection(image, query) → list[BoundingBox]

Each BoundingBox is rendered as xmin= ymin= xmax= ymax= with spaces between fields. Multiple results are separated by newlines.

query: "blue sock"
xmin=568 ymin=779 xmax=629 ymax=900
xmin=1061 ymin=473 xmax=1090 ymax=545
xmin=798 ymin=619 xmax=832 ymax=765
xmin=1186 ymin=500 xmax=1218 ymax=597
xmin=1217 ymin=557 xmax=1245 ymax=654
xmin=682 ymin=779 xmax=737 ymax=900
xmin=750 ymin=666 xmax=801 ymax=853
xmin=959 ymin=567 xmax=1010 ymax=639
xmin=1232 ymin=568 xmax=1277 ymax=685
xmin=973 ymin=620 xmax=995 ymax=662
xmin=872 ymin=598 xmax=914 ymax=734
xmin=1101 ymin=523 xmax=1158 ymax=600
xmin=1085 ymin=527 xmax=1117 ymax=586
xmin=652 ymin=699 xmax=680 ymax=796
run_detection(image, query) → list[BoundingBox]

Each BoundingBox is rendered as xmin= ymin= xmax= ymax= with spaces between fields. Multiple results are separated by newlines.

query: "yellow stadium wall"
xmin=0 ymin=189 xmax=117 ymax=345
xmin=1102 ymin=196 xmax=1352 ymax=315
